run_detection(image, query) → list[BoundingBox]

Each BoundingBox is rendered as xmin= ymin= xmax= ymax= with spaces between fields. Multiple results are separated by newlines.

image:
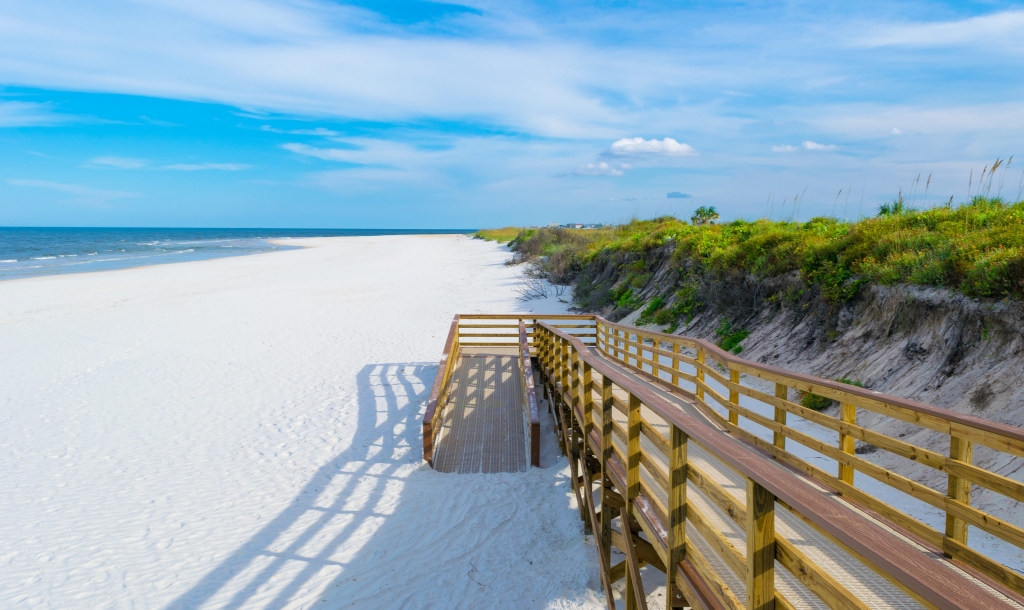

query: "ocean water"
xmin=0 ymin=228 xmax=472 ymax=281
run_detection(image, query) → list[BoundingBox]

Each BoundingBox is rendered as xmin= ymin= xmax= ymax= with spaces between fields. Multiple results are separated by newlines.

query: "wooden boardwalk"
xmin=422 ymin=314 xmax=1024 ymax=610
xmin=588 ymin=350 xmax=1019 ymax=609
xmin=432 ymin=348 xmax=528 ymax=474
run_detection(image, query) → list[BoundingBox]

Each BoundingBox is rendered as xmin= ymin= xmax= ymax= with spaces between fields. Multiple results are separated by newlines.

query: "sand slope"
xmin=0 ymin=236 xmax=603 ymax=609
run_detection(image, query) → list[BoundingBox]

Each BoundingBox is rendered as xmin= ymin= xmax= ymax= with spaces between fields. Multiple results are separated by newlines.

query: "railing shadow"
xmin=165 ymin=362 xmax=433 ymax=609
xmin=167 ymin=355 xmax=597 ymax=609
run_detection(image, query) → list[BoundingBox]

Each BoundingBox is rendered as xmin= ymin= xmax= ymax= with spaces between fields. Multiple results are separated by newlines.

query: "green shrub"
xmin=636 ymin=296 xmax=665 ymax=325
xmin=474 ymin=227 xmax=525 ymax=243
xmin=481 ymin=193 xmax=1024 ymax=304
xmin=801 ymin=393 xmax=834 ymax=410
xmin=612 ymin=287 xmax=641 ymax=310
xmin=802 ymin=377 xmax=863 ymax=410
xmin=715 ymin=319 xmax=750 ymax=354
xmin=653 ymin=308 xmax=675 ymax=326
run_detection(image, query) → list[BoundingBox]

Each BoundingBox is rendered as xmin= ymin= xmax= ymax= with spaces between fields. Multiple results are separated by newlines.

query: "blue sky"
xmin=1 ymin=1 xmax=1023 ymax=228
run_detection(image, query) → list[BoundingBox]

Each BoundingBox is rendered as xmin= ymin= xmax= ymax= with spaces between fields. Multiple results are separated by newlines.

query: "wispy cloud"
xmin=568 ymin=161 xmax=624 ymax=177
xmin=771 ymin=141 xmax=838 ymax=152
xmin=261 ymin=125 xmax=339 ymax=136
xmin=0 ymin=101 xmax=71 ymax=128
xmin=608 ymin=137 xmax=697 ymax=157
xmin=8 ymin=179 xmax=139 ymax=203
xmin=857 ymin=10 xmax=1024 ymax=51
xmin=89 ymin=156 xmax=148 ymax=169
xmin=666 ymin=191 xmax=691 ymax=199
xmin=281 ymin=143 xmax=353 ymax=162
xmin=140 ymin=115 xmax=179 ymax=127
xmin=802 ymin=141 xmax=837 ymax=151
xmin=161 ymin=163 xmax=250 ymax=171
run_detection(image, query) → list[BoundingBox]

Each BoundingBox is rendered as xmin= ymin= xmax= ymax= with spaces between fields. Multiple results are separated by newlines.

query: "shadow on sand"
xmin=166 ymin=362 xmax=434 ymax=609
xmin=167 ymin=358 xmax=600 ymax=609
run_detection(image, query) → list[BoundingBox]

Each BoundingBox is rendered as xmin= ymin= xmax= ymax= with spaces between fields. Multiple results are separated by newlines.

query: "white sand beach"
xmin=0 ymin=235 xmax=604 ymax=608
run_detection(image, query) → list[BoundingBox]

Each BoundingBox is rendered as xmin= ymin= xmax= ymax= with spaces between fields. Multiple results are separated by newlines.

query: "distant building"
xmin=546 ymin=223 xmax=604 ymax=229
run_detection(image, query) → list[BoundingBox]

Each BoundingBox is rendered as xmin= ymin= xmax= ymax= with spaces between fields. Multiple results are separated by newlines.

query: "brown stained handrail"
xmin=594 ymin=315 xmax=1024 ymax=450
xmin=520 ymin=320 xmax=541 ymax=467
xmin=422 ymin=315 xmax=461 ymax=467
xmin=537 ymin=321 xmax=1014 ymax=609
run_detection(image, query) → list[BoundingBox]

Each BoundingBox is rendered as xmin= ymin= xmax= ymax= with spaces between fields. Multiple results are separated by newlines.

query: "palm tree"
xmin=691 ymin=206 xmax=719 ymax=225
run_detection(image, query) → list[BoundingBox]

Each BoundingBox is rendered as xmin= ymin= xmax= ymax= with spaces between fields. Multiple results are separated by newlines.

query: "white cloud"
xmin=857 ymin=10 xmax=1024 ymax=51
xmin=282 ymin=143 xmax=356 ymax=162
xmin=771 ymin=142 xmax=837 ymax=152
xmin=8 ymin=179 xmax=139 ymax=202
xmin=890 ymin=127 xmax=903 ymax=136
xmin=262 ymin=125 xmax=340 ymax=136
xmin=140 ymin=115 xmax=178 ymax=127
xmin=0 ymin=101 xmax=69 ymax=127
xmin=161 ymin=163 xmax=250 ymax=171
xmin=90 ymin=156 xmax=148 ymax=169
xmin=802 ymin=141 xmax=837 ymax=151
xmin=608 ymin=137 xmax=697 ymax=157
xmin=570 ymin=162 xmax=623 ymax=176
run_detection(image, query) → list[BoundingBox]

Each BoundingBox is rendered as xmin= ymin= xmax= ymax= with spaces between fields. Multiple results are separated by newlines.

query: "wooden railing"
xmin=592 ymin=316 xmax=1024 ymax=601
xmin=535 ymin=319 xmax=1022 ymax=609
xmin=422 ymin=314 xmax=597 ymax=467
xmin=520 ymin=320 xmax=541 ymax=467
xmin=422 ymin=315 xmax=461 ymax=467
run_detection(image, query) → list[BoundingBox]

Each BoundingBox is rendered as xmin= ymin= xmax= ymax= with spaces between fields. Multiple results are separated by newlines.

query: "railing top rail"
xmin=519 ymin=320 xmax=539 ymax=424
xmin=595 ymin=315 xmax=1024 ymax=448
xmin=538 ymin=321 xmax=1013 ymax=609
xmin=422 ymin=315 xmax=461 ymax=462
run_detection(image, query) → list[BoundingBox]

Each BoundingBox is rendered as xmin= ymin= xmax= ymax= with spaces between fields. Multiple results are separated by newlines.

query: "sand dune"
xmin=0 ymin=235 xmax=603 ymax=609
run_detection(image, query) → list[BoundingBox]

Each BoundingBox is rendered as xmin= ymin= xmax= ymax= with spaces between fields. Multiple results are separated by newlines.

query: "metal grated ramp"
xmin=432 ymin=353 xmax=527 ymax=474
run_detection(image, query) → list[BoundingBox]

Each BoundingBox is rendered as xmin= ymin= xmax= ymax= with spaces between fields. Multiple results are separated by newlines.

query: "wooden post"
xmin=560 ymin=337 xmax=571 ymax=408
xmin=583 ymin=362 xmax=594 ymax=438
xmin=621 ymin=512 xmax=649 ymax=610
xmin=667 ymin=425 xmax=689 ymax=608
xmin=728 ymin=367 xmax=740 ymax=426
xmin=570 ymin=349 xmax=581 ymax=408
xmin=537 ymin=327 xmax=547 ymax=399
xmin=600 ymin=375 xmax=614 ymax=584
xmin=626 ymin=392 xmax=642 ymax=501
xmin=671 ymin=342 xmax=680 ymax=388
xmin=945 ymin=436 xmax=974 ymax=553
xmin=696 ymin=347 xmax=705 ymax=402
xmin=773 ymin=383 xmax=787 ymax=450
xmin=623 ymin=394 xmax=645 ymax=609
xmin=746 ymin=479 xmax=776 ymax=610
xmin=569 ymin=349 xmax=589 ymax=530
xmin=839 ymin=403 xmax=857 ymax=485
xmin=554 ymin=336 xmax=565 ymax=446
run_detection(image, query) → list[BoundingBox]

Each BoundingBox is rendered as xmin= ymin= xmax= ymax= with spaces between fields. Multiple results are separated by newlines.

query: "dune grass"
xmin=473 ymin=227 xmax=523 ymax=243
xmin=491 ymin=197 xmax=1024 ymax=301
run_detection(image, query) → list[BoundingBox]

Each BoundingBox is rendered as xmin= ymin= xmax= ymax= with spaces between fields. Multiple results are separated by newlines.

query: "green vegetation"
xmin=473 ymin=227 xmax=522 ymax=243
xmin=490 ymin=196 xmax=1024 ymax=302
xmin=610 ymin=285 xmax=642 ymax=310
xmin=690 ymin=206 xmax=719 ymax=226
xmin=800 ymin=392 xmax=834 ymax=411
xmin=715 ymin=319 xmax=750 ymax=354
xmin=636 ymin=296 xmax=665 ymax=325
xmin=801 ymin=377 xmax=865 ymax=410
xmin=633 ymin=284 xmax=702 ymax=332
